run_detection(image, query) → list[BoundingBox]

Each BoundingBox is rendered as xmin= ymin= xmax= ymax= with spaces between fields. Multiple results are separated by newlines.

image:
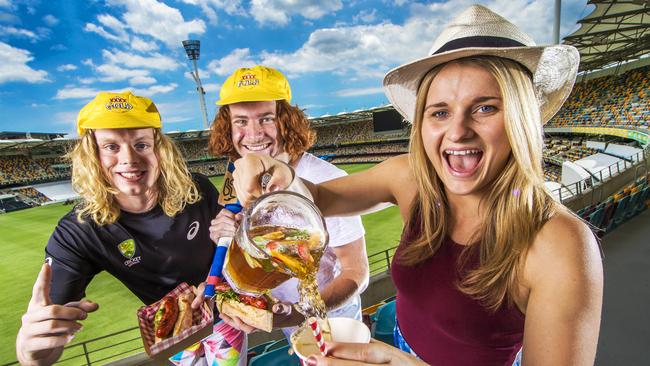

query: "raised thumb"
xmin=28 ymin=261 xmax=53 ymax=310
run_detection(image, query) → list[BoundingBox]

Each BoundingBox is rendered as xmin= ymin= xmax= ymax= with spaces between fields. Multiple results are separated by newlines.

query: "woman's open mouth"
xmin=443 ymin=149 xmax=483 ymax=177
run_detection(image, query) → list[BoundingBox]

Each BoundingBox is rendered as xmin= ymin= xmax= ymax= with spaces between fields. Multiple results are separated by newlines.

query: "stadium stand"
xmin=578 ymin=173 xmax=650 ymax=235
xmin=548 ymin=65 xmax=650 ymax=129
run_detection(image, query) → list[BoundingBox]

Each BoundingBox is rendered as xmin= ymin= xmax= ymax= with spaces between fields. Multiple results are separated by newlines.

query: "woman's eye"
xmin=432 ymin=111 xmax=448 ymax=119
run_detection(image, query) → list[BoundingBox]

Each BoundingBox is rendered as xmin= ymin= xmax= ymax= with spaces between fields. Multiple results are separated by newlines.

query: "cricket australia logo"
xmin=187 ymin=221 xmax=200 ymax=240
xmin=118 ymin=239 xmax=141 ymax=267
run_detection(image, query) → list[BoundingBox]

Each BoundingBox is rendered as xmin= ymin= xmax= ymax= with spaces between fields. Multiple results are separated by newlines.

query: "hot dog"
xmin=154 ymin=296 xmax=179 ymax=342
xmin=173 ymin=292 xmax=194 ymax=336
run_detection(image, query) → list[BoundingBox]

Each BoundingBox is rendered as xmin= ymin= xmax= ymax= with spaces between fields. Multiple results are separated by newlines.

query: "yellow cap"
xmin=216 ymin=65 xmax=291 ymax=106
xmin=77 ymin=91 xmax=162 ymax=135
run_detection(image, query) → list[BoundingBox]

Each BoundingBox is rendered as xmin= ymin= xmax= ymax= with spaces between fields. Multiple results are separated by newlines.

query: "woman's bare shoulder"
xmin=525 ymin=209 xmax=602 ymax=286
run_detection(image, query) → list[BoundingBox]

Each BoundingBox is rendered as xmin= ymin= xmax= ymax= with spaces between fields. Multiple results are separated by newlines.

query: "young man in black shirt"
xmin=16 ymin=91 xmax=222 ymax=365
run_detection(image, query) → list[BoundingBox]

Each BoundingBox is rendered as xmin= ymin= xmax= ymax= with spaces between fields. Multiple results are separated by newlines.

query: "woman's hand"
xmin=208 ymin=210 xmax=241 ymax=244
xmin=306 ymin=339 xmax=428 ymax=366
xmin=16 ymin=263 xmax=99 ymax=366
xmin=232 ymin=153 xmax=293 ymax=207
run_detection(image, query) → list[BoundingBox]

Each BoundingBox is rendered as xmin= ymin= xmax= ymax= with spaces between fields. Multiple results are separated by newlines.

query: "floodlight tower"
xmin=183 ymin=39 xmax=209 ymax=130
xmin=553 ymin=0 xmax=561 ymax=44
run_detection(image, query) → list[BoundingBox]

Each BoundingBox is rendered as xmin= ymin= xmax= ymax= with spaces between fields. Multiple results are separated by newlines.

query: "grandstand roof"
xmin=309 ymin=105 xmax=394 ymax=127
xmin=0 ymin=131 xmax=66 ymax=140
xmin=563 ymin=0 xmax=650 ymax=72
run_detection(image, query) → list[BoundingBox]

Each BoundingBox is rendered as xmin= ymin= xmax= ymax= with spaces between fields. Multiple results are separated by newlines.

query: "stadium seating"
xmin=580 ymin=173 xmax=650 ymax=234
xmin=248 ymin=338 xmax=301 ymax=366
xmin=548 ymin=65 xmax=650 ymax=129
xmin=371 ymin=300 xmax=397 ymax=346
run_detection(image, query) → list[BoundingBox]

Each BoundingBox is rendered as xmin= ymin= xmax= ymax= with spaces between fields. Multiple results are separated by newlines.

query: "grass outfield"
xmin=0 ymin=163 xmax=403 ymax=364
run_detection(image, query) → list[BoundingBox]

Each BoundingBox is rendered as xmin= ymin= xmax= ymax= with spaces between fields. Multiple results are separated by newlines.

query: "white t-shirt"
xmin=271 ymin=152 xmax=366 ymax=307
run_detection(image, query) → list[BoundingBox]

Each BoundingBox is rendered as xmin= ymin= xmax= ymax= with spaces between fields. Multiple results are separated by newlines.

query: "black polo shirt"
xmin=46 ymin=174 xmax=221 ymax=305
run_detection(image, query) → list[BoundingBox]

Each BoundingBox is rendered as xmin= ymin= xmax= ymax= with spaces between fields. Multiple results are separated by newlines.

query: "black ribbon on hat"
xmin=433 ymin=36 xmax=526 ymax=55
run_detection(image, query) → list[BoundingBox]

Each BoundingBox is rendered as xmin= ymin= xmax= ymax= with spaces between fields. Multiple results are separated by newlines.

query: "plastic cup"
xmin=291 ymin=317 xmax=371 ymax=361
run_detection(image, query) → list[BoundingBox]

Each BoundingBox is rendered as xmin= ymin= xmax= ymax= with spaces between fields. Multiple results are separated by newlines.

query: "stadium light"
xmin=183 ymin=39 xmax=209 ymax=131
xmin=553 ymin=0 xmax=561 ymax=44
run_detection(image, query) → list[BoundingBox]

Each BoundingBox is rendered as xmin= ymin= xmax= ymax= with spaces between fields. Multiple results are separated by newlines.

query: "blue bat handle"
xmin=204 ymin=203 xmax=242 ymax=297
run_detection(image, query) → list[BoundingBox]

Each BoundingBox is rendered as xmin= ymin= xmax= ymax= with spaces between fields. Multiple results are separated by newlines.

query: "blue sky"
xmin=0 ymin=0 xmax=592 ymax=135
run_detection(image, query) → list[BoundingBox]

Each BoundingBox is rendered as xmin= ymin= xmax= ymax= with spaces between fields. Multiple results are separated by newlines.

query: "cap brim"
xmin=383 ymin=45 xmax=578 ymax=124
xmin=216 ymin=92 xmax=290 ymax=106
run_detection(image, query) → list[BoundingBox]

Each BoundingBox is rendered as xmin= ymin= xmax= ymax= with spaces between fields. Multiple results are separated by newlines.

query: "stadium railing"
xmin=552 ymin=147 xmax=649 ymax=206
xmin=1 ymin=327 xmax=142 ymax=366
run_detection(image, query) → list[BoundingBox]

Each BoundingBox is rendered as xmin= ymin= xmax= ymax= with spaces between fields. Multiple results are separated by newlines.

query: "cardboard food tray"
xmin=137 ymin=282 xmax=214 ymax=359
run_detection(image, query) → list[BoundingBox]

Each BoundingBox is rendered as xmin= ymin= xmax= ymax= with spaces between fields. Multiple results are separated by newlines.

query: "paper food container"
xmin=137 ymin=282 xmax=213 ymax=359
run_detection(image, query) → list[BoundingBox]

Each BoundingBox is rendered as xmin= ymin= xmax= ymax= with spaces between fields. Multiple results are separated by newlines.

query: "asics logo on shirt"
xmin=187 ymin=221 xmax=200 ymax=240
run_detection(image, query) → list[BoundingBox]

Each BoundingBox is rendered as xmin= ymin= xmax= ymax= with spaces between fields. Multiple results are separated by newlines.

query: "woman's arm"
xmin=233 ymin=154 xmax=416 ymax=218
xmin=309 ymin=155 xmax=411 ymax=217
xmin=521 ymin=210 xmax=603 ymax=366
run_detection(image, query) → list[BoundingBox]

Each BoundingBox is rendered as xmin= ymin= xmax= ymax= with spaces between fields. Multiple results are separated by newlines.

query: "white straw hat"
xmin=383 ymin=4 xmax=580 ymax=124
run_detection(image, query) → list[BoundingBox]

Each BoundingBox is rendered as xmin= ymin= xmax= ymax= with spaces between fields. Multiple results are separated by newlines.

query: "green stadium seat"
xmin=371 ymin=300 xmax=396 ymax=346
xmin=625 ymin=191 xmax=642 ymax=219
xmin=248 ymin=344 xmax=301 ymax=366
xmin=588 ymin=208 xmax=605 ymax=228
xmin=247 ymin=340 xmax=277 ymax=359
xmin=607 ymin=195 xmax=631 ymax=231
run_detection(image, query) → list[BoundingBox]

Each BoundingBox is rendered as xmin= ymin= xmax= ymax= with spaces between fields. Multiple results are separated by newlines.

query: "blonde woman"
xmin=232 ymin=5 xmax=603 ymax=366
xmin=16 ymin=92 xmax=221 ymax=366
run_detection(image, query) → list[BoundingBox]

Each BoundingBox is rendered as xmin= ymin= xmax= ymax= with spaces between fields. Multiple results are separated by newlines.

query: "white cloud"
xmin=250 ymin=0 xmax=342 ymax=26
xmin=0 ymin=42 xmax=49 ymax=83
xmin=202 ymin=82 xmax=221 ymax=93
xmin=353 ymin=9 xmax=377 ymax=24
xmin=84 ymin=23 xmax=124 ymax=43
xmin=259 ymin=21 xmax=424 ymax=78
xmin=79 ymin=77 xmax=96 ymax=85
xmin=129 ymin=75 xmax=157 ymax=85
xmin=251 ymin=0 xmax=587 ymax=82
xmin=31 ymin=103 xmax=47 ymax=108
xmin=116 ymin=0 xmax=206 ymax=48
xmin=97 ymin=14 xmax=129 ymax=39
xmin=53 ymin=111 xmax=79 ymax=126
xmin=50 ymin=44 xmax=67 ymax=51
xmin=179 ymin=0 xmax=245 ymax=23
xmin=0 ymin=25 xmax=39 ymax=41
xmin=335 ymin=86 xmax=383 ymax=97
xmin=0 ymin=0 xmax=13 ymax=9
xmin=42 ymin=14 xmax=59 ymax=26
xmin=102 ymin=49 xmax=180 ymax=71
xmin=155 ymin=101 xmax=197 ymax=124
xmin=207 ymin=48 xmax=256 ymax=77
xmin=133 ymin=83 xmax=178 ymax=96
xmin=54 ymin=87 xmax=103 ymax=100
xmin=57 ymin=64 xmax=77 ymax=72
xmin=131 ymin=37 xmax=158 ymax=52
xmin=94 ymin=62 xmax=150 ymax=83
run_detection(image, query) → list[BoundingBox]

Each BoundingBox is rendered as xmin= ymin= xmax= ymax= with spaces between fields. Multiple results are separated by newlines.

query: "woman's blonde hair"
xmin=208 ymin=100 xmax=316 ymax=163
xmin=402 ymin=56 xmax=558 ymax=311
xmin=68 ymin=129 xmax=200 ymax=225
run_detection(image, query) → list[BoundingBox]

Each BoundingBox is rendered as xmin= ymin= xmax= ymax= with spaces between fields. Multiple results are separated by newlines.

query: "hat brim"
xmin=216 ymin=92 xmax=290 ymax=106
xmin=383 ymin=44 xmax=579 ymax=124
